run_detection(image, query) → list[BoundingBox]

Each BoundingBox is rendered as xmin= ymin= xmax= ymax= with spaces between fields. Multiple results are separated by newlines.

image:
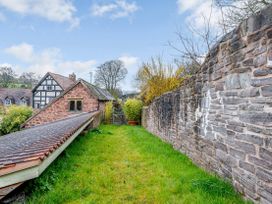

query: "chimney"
xmin=69 ymin=73 xmax=76 ymax=82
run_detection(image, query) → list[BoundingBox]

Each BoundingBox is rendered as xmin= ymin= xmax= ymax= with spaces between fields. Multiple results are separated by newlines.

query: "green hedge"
xmin=123 ymin=99 xmax=143 ymax=122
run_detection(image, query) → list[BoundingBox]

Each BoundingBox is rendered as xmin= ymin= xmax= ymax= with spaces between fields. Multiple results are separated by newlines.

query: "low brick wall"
xmin=143 ymin=6 xmax=272 ymax=204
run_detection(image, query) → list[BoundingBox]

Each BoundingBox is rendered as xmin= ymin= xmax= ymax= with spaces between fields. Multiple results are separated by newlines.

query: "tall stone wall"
xmin=143 ymin=6 xmax=272 ymax=204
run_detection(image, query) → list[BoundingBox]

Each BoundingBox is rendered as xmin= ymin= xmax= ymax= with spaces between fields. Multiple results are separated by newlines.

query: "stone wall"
xmin=24 ymin=83 xmax=99 ymax=128
xmin=143 ymin=6 xmax=272 ymax=204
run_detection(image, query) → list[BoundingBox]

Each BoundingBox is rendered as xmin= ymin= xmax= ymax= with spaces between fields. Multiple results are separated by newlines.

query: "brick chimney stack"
xmin=69 ymin=73 xmax=76 ymax=82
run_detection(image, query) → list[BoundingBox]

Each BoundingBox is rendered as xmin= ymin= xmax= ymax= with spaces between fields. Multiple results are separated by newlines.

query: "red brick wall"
xmin=25 ymin=83 xmax=100 ymax=128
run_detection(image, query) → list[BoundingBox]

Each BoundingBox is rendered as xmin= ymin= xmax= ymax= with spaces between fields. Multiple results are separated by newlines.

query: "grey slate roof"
xmin=0 ymin=88 xmax=32 ymax=105
xmin=80 ymin=79 xmax=115 ymax=101
xmin=49 ymin=72 xmax=76 ymax=90
xmin=0 ymin=112 xmax=96 ymax=168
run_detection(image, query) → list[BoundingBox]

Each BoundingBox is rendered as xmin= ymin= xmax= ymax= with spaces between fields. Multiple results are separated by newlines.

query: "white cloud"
xmin=118 ymin=54 xmax=139 ymax=91
xmin=91 ymin=0 xmax=139 ymax=19
xmin=5 ymin=43 xmax=34 ymax=62
xmin=118 ymin=55 xmax=138 ymax=68
xmin=91 ymin=3 xmax=117 ymax=17
xmin=58 ymin=60 xmax=97 ymax=74
xmin=177 ymin=0 xmax=223 ymax=31
xmin=4 ymin=43 xmax=96 ymax=80
xmin=176 ymin=0 xmax=202 ymax=13
xmin=0 ymin=0 xmax=79 ymax=28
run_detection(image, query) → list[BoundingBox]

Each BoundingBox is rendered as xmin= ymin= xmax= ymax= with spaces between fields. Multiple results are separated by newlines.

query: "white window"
xmin=20 ymin=98 xmax=28 ymax=105
xmin=35 ymin=103 xmax=40 ymax=109
xmin=47 ymin=86 xmax=52 ymax=91
xmin=4 ymin=98 xmax=12 ymax=106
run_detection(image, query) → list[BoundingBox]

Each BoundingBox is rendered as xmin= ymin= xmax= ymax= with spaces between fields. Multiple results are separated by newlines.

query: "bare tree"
xmin=94 ymin=60 xmax=127 ymax=95
xmin=0 ymin=66 xmax=16 ymax=88
xmin=215 ymin=0 xmax=272 ymax=30
xmin=169 ymin=2 xmax=220 ymax=74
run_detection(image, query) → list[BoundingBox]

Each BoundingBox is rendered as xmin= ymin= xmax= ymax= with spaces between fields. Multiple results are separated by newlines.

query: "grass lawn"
xmin=26 ymin=125 xmax=249 ymax=204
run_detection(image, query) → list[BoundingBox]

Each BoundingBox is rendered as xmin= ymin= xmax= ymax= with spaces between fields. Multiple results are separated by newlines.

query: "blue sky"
xmin=0 ymin=0 xmax=215 ymax=91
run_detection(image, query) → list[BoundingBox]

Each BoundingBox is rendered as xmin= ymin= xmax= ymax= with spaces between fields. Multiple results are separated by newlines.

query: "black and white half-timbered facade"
xmin=32 ymin=72 xmax=76 ymax=109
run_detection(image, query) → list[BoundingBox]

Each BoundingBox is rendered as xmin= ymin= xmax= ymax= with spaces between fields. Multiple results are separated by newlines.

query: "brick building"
xmin=24 ymin=78 xmax=114 ymax=128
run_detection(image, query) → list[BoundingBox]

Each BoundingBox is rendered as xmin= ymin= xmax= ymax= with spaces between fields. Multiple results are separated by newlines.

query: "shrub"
xmin=123 ymin=99 xmax=143 ymax=122
xmin=0 ymin=105 xmax=33 ymax=135
xmin=137 ymin=57 xmax=189 ymax=104
xmin=104 ymin=101 xmax=113 ymax=124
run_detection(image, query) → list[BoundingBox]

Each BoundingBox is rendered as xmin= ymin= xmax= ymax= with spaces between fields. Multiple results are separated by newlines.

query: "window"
xmin=20 ymin=98 xmax=28 ymax=105
xmin=4 ymin=98 xmax=12 ymax=106
xmin=35 ymin=103 xmax=40 ymax=109
xmin=69 ymin=100 xmax=82 ymax=112
xmin=47 ymin=86 xmax=52 ymax=91
xmin=69 ymin=101 xmax=75 ymax=111
xmin=77 ymin=101 xmax=82 ymax=111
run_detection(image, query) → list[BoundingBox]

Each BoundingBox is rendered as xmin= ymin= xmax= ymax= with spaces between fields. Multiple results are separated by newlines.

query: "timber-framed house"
xmin=32 ymin=72 xmax=76 ymax=109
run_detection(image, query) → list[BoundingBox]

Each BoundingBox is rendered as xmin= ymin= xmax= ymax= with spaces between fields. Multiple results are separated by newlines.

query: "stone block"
xmin=236 ymin=134 xmax=263 ymax=145
xmin=223 ymin=97 xmax=244 ymax=105
xmin=239 ymin=112 xmax=272 ymax=126
xmin=256 ymin=167 xmax=272 ymax=182
xmin=251 ymin=77 xmax=272 ymax=87
xmin=258 ymin=188 xmax=272 ymax=203
xmin=242 ymin=58 xmax=254 ymax=66
xmin=215 ymin=142 xmax=228 ymax=152
xmin=240 ymin=88 xmax=260 ymax=98
xmin=230 ymin=39 xmax=246 ymax=53
xmin=227 ymin=120 xmax=245 ymax=127
xmin=261 ymin=85 xmax=272 ymax=97
xmin=249 ymin=156 xmax=272 ymax=170
xmin=239 ymin=161 xmax=255 ymax=173
xmin=259 ymin=148 xmax=272 ymax=163
xmin=225 ymin=74 xmax=241 ymax=89
xmin=227 ymin=125 xmax=244 ymax=133
xmin=253 ymin=54 xmax=266 ymax=67
xmin=229 ymin=148 xmax=246 ymax=160
xmin=253 ymin=69 xmax=271 ymax=77
xmin=227 ymin=139 xmax=256 ymax=154
xmin=247 ymin=30 xmax=262 ymax=43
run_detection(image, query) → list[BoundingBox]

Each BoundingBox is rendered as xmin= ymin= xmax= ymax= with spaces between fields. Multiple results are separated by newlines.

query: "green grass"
xmin=26 ymin=125 xmax=250 ymax=204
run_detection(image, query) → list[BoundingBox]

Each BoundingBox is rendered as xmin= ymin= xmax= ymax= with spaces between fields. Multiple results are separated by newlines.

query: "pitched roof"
xmin=80 ymin=79 xmax=115 ymax=101
xmin=32 ymin=72 xmax=76 ymax=92
xmin=0 ymin=111 xmax=99 ymax=197
xmin=49 ymin=72 xmax=76 ymax=90
xmin=0 ymin=88 xmax=32 ymax=104
xmin=0 ymin=111 xmax=97 ymax=173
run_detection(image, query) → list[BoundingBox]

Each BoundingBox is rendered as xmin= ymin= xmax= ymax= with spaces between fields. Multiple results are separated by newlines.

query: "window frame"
xmin=46 ymin=86 xmax=52 ymax=91
xmin=20 ymin=97 xmax=28 ymax=106
xmin=4 ymin=98 xmax=12 ymax=106
xmin=68 ymin=99 xmax=83 ymax=112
